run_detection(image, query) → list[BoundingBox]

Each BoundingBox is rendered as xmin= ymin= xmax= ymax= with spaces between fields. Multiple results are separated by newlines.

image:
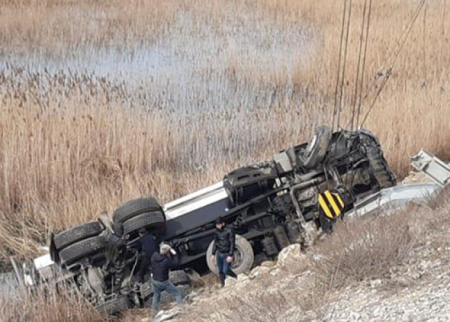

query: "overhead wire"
xmin=360 ymin=0 xmax=427 ymax=127
xmin=356 ymin=0 xmax=372 ymax=128
xmin=333 ymin=0 xmax=349 ymax=132
xmin=358 ymin=0 xmax=426 ymax=107
xmin=350 ymin=0 xmax=370 ymax=131
xmin=347 ymin=0 xmax=373 ymax=188
xmin=336 ymin=0 xmax=353 ymax=131
xmin=332 ymin=0 xmax=354 ymax=163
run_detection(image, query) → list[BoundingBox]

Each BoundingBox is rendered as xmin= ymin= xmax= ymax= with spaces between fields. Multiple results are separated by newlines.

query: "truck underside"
xmin=17 ymin=126 xmax=397 ymax=314
xmin=164 ymin=127 xmax=396 ymax=270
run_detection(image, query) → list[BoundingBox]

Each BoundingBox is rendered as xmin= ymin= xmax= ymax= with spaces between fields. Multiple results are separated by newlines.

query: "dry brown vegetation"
xmin=0 ymin=0 xmax=449 ymax=279
xmin=177 ymin=190 xmax=450 ymax=322
xmin=2 ymin=1 xmax=449 ymax=321
xmin=312 ymin=212 xmax=415 ymax=290
xmin=0 ymin=284 xmax=104 ymax=322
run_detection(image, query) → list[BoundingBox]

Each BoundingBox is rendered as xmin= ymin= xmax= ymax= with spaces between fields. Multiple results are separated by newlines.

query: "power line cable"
xmin=337 ymin=0 xmax=353 ymax=131
xmin=351 ymin=0 xmax=370 ymax=131
xmin=356 ymin=0 xmax=372 ymax=128
xmin=333 ymin=0 xmax=349 ymax=132
xmin=360 ymin=0 xmax=427 ymax=127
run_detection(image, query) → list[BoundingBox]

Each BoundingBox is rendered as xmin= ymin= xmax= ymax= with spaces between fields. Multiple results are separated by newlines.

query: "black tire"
xmin=369 ymin=157 xmax=396 ymax=189
xmin=95 ymin=295 xmax=130 ymax=316
xmin=206 ymin=234 xmax=254 ymax=275
xmin=362 ymin=132 xmax=397 ymax=189
xmin=60 ymin=236 xmax=107 ymax=265
xmin=113 ymin=197 xmax=162 ymax=224
xmin=159 ymin=285 xmax=191 ymax=305
xmin=169 ymin=270 xmax=190 ymax=286
xmin=122 ymin=212 xmax=165 ymax=236
xmin=302 ymin=126 xmax=332 ymax=169
xmin=54 ymin=222 xmax=104 ymax=250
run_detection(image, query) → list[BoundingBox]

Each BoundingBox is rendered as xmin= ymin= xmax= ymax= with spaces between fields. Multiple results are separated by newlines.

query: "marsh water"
xmin=0 ymin=14 xmax=315 ymax=111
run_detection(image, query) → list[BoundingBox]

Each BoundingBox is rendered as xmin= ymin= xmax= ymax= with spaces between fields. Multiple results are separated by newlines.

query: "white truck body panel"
xmin=164 ymin=181 xmax=229 ymax=220
xmin=411 ymin=150 xmax=450 ymax=187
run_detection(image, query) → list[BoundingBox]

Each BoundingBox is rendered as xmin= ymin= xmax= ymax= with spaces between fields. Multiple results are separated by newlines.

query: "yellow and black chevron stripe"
xmin=318 ymin=190 xmax=345 ymax=220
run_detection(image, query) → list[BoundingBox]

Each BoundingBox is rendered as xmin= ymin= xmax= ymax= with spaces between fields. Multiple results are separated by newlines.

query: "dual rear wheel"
xmin=112 ymin=197 xmax=166 ymax=237
xmin=52 ymin=198 xmax=166 ymax=267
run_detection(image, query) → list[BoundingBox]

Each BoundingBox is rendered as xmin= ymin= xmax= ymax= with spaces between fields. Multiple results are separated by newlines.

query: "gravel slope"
xmin=321 ymin=236 xmax=450 ymax=322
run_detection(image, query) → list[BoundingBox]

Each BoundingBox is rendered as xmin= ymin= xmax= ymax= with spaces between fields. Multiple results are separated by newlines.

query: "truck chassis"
xmin=15 ymin=126 xmax=396 ymax=314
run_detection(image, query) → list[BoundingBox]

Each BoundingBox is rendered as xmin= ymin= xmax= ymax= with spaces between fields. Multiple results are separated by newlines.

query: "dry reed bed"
xmin=0 ymin=284 xmax=105 ymax=322
xmin=0 ymin=1 xmax=448 ymax=321
xmin=0 ymin=67 xmax=325 ymax=261
xmin=0 ymin=0 xmax=449 ymax=263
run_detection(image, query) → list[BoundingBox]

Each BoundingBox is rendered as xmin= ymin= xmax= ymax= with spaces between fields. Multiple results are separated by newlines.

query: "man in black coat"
xmin=210 ymin=217 xmax=237 ymax=287
xmin=151 ymin=244 xmax=182 ymax=314
xmin=134 ymin=227 xmax=157 ymax=283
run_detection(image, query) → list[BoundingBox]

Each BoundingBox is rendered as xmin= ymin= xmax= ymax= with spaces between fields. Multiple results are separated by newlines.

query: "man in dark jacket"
xmin=134 ymin=227 xmax=157 ymax=283
xmin=151 ymin=243 xmax=182 ymax=314
xmin=210 ymin=217 xmax=237 ymax=287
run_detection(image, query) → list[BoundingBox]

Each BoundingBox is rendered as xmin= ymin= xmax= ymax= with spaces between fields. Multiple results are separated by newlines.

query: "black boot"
xmin=227 ymin=269 xmax=237 ymax=279
xmin=219 ymin=273 xmax=226 ymax=287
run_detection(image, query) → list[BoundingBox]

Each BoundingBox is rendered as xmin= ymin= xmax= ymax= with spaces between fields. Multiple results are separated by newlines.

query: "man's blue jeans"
xmin=151 ymin=279 xmax=182 ymax=311
xmin=216 ymin=252 xmax=237 ymax=286
xmin=216 ymin=252 xmax=231 ymax=276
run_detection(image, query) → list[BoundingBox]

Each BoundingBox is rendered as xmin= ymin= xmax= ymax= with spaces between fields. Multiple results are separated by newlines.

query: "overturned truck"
xmin=19 ymin=126 xmax=396 ymax=314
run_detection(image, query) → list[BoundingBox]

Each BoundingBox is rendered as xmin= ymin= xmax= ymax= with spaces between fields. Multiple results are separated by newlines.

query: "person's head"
xmin=138 ymin=227 xmax=147 ymax=236
xmin=215 ymin=217 xmax=225 ymax=230
xmin=160 ymin=243 xmax=171 ymax=255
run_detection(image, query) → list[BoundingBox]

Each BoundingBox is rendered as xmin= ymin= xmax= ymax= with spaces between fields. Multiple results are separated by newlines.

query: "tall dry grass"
xmin=0 ymin=66 xmax=325 ymax=262
xmin=0 ymin=0 xmax=449 ymax=266
xmin=0 ymin=284 xmax=105 ymax=322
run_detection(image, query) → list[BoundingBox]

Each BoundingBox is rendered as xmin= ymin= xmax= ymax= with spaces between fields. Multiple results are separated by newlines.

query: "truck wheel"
xmin=60 ymin=236 xmax=107 ymax=265
xmin=95 ymin=295 xmax=130 ymax=316
xmin=301 ymin=125 xmax=332 ymax=169
xmin=54 ymin=222 xmax=104 ymax=250
xmin=122 ymin=212 xmax=165 ymax=236
xmin=169 ymin=270 xmax=190 ymax=286
xmin=206 ymin=235 xmax=254 ymax=275
xmin=370 ymin=157 xmax=396 ymax=189
xmin=113 ymin=197 xmax=162 ymax=224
